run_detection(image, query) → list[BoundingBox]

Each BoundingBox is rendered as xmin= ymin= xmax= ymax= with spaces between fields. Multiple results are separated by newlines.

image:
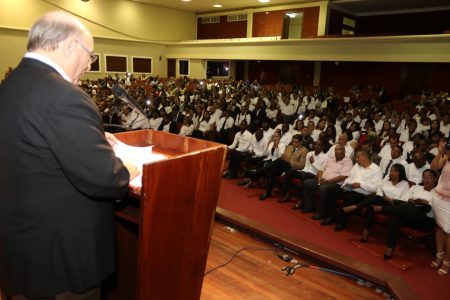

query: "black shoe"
xmin=224 ymin=173 xmax=236 ymax=179
xmin=320 ymin=218 xmax=336 ymax=226
xmin=360 ymin=230 xmax=370 ymax=243
xmin=279 ymin=195 xmax=291 ymax=203
xmin=334 ymin=223 xmax=347 ymax=232
xmin=237 ymin=179 xmax=248 ymax=186
xmin=311 ymin=214 xmax=325 ymax=221
xmin=301 ymin=208 xmax=315 ymax=214
xmin=383 ymin=249 xmax=394 ymax=260
xmin=292 ymin=202 xmax=302 ymax=210
xmin=259 ymin=192 xmax=270 ymax=201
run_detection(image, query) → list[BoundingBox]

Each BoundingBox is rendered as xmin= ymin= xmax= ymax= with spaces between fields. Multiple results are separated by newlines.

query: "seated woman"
xmin=373 ymin=169 xmax=438 ymax=260
xmin=247 ymin=134 xmax=307 ymax=200
xmin=179 ymin=116 xmax=194 ymax=137
xmin=342 ymin=164 xmax=410 ymax=242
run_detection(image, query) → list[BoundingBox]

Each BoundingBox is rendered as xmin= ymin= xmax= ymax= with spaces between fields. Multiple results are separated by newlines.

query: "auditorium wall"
xmin=0 ymin=0 xmax=196 ymax=79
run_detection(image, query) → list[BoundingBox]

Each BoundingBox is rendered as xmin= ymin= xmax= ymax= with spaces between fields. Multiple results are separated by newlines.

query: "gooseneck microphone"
xmin=112 ymin=84 xmax=147 ymax=117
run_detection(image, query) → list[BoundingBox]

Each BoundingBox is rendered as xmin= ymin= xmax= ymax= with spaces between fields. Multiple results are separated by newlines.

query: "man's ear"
xmin=62 ymin=38 xmax=75 ymax=59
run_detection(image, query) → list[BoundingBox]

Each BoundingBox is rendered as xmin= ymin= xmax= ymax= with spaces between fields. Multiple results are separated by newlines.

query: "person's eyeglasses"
xmin=74 ymin=40 xmax=97 ymax=63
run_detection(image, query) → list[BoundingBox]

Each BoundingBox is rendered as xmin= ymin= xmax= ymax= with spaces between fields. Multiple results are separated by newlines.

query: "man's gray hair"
xmin=27 ymin=11 xmax=84 ymax=52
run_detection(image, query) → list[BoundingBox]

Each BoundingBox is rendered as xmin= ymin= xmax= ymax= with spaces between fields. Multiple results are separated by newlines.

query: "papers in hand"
xmin=112 ymin=140 xmax=167 ymax=188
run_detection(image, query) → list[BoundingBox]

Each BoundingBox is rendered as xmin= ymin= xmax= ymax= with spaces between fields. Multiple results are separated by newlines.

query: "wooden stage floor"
xmin=201 ymin=221 xmax=387 ymax=300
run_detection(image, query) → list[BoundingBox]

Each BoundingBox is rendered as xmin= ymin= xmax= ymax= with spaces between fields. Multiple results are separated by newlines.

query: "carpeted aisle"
xmin=217 ymin=178 xmax=449 ymax=300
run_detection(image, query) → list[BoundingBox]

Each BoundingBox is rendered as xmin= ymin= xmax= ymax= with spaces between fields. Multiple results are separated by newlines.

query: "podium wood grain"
xmin=106 ymin=130 xmax=226 ymax=300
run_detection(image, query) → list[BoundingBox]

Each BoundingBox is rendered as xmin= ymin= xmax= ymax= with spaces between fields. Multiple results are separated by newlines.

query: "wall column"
xmin=246 ymin=9 xmax=254 ymax=38
xmin=313 ymin=61 xmax=321 ymax=86
xmin=317 ymin=1 xmax=329 ymax=36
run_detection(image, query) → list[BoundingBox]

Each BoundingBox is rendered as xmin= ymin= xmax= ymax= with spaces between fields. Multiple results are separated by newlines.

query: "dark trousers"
xmin=227 ymin=150 xmax=250 ymax=176
xmin=338 ymin=191 xmax=370 ymax=225
xmin=251 ymin=158 xmax=291 ymax=194
xmin=355 ymin=195 xmax=390 ymax=229
xmin=382 ymin=204 xmax=434 ymax=249
xmin=303 ymin=180 xmax=342 ymax=213
xmin=282 ymin=170 xmax=316 ymax=194
xmin=244 ymin=156 xmax=266 ymax=170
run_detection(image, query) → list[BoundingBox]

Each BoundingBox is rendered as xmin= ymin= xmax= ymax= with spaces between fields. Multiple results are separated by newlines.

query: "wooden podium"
xmin=105 ymin=130 xmax=226 ymax=300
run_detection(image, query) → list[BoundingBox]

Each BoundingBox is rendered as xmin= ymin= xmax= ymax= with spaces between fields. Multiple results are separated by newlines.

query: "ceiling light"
xmin=212 ymin=4 xmax=223 ymax=8
xmin=258 ymin=0 xmax=270 ymax=3
xmin=286 ymin=13 xmax=297 ymax=18
xmin=181 ymin=0 xmax=191 ymax=2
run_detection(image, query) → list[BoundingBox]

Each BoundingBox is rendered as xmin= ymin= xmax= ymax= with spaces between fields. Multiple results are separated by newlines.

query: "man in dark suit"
xmin=0 ymin=12 xmax=134 ymax=300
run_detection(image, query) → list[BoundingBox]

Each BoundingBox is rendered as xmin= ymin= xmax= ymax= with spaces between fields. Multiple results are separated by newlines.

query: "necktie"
xmin=221 ymin=117 xmax=228 ymax=131
xmin=383 ymin=159 xmax=393 ymax=178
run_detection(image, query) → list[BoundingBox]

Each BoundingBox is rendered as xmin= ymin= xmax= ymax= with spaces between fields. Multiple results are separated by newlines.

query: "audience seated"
xmin=63 ymin=72 xmax=450 ymax=266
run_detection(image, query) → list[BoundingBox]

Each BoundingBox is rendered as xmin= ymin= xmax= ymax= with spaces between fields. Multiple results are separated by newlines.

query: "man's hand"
xmin=123 ymin=161 xmax=141 ymax=180
xmin=105 ymin=132 xmax=120 ymax=148
xmin=352 ymin=182 xmax=361 ymax=189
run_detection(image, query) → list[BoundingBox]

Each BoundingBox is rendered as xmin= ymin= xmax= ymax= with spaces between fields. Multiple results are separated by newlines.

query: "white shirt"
xmin=234 ymin=113 xmax=251 ymax=126
xmin=229 ymin=130 xmax=253 ymax=152
xmin=148 ymin=117 xmax=163 ymax=130
xmin=342 ymin=162 xmax=382 ymax=195
xmin=262 ymin=128 xmax=274 ymax=141
xmin=401 ymin=185 xmax=435 ymax=218
xmin=179 ymin=124 xmax=194 ymax=136
xmin=265 ymin=142 xmax=286 ymax=161
xmin=379 ymin=157 xmax=407 ymax=178
xmin=280 ymin=132 xmax=293 ymax=146
xmin=24 ymin=52 xmax=71 ymax=82
xmin=406 ymin=162 xmax=430 ymax=185
xmin=303 ymin=151 xmax=327 ymax=175
xmin=249 ymin=136 xmax=268 ymax=158
xmin=376 ymin=179 xmax=410 ymax=200
xmin=216 ymin=116 xmax=234 ymax=132
xmin=326 ymin=144 xmax=354 ymax=160
xmin=266 ymin=108 xmax=278 ymax=121
xmin=126 ymin=110 xmax=148 ymax=129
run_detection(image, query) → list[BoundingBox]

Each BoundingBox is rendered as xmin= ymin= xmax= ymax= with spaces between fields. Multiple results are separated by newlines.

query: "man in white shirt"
xmin=261 ymin=120 xmax=274 ymax=142
xmin=216 ymin=110 xmax=234 ymax=144
xmin=326 ymin=133 xmax=355 ymax=159
xmin=379 ymin=145 xmax=407 ymax=179
xmin=237 ymin=128 xmax=268 ymax=186
xmin=405 ymin=150 xmax=430 ymax=184
xmin=336 ymin=150 xmax=382 ymax=231
xmin=224 ymin=120 xmax=253 ymax=179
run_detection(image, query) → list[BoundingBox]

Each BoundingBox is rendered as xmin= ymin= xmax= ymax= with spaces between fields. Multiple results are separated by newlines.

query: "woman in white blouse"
xmin=179 ymin=116 xmax=194 ymax=137
xmin=343 ymin=164 xmax=409 ymax=243
xmin=373 ymin=169 xmax=437 ymax=260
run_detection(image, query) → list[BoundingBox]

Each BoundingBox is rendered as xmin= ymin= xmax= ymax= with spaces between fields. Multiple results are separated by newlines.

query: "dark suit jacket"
xmin=0 ymin=58 xmax=130 ymax=297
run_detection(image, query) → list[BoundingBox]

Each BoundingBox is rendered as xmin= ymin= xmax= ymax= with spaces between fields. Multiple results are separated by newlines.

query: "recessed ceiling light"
xmin=258 ymin=0 xmax=270 ymax=3
xmin=181 ymin=0 xmax=191 ymax=2
xmin=212 ymin=4 xmax=223 ymax=8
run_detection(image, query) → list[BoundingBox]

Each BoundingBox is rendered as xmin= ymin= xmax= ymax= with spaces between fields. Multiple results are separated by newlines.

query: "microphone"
xmin=112 ymin=84 xmax=147 ymax=117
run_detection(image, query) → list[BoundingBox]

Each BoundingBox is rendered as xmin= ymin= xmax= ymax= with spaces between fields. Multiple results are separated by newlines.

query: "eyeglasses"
xmin=74 ymin=40 xmax=97 ymax=63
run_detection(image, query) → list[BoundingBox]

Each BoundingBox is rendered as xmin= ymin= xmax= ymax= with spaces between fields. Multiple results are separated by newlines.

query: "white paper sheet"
xmin=113 ymin=140 xmax=167 ymax=187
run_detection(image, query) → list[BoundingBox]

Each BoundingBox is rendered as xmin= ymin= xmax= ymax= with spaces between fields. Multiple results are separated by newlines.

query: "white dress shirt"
xmin=229 ymin=130 xmax=253 ymax=152
xmin=265 ymin=142 xmax=286 ymax=161
xmin=249 ymin=136 xmax=268 ymax=158
xmin=376 ymin=179 xmax=410 ymax=200
xmin=342 ymin=162 xmax=382 ymax=195
xmin=406 ymin=162 xmax=430 ymax=185
xmin=303 ymin=151 xmax=327 ymax=175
